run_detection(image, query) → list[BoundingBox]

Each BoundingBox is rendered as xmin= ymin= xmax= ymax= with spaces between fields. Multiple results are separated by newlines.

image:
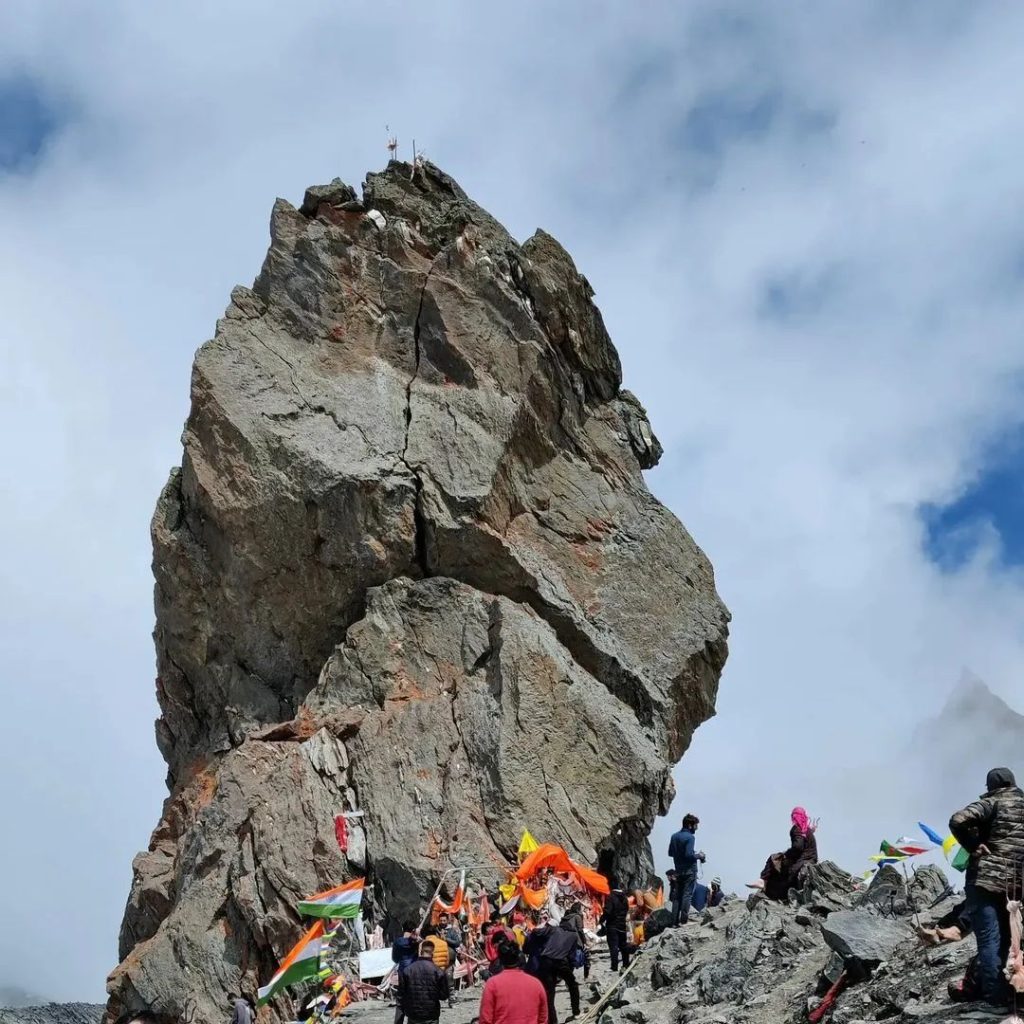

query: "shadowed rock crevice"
xmin=109 ymin=162 xmax=729 ymax=1024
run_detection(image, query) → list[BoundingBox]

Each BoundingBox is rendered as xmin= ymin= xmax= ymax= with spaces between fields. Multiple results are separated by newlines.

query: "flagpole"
xmin=377 ymin=867 xmax=461 ymax=993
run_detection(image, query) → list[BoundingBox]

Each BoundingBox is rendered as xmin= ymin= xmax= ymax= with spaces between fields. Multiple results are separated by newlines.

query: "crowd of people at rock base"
xmin=379 ymin=811 xmax=759 ymax=1024
xmin=227 ymin=766 xmax=1021 ymax=1024
xmin=384 ymin=766 xmax=1024 ymax=1023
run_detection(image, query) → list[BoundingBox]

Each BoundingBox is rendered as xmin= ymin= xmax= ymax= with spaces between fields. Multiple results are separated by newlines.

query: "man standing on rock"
xmin=397 ymin=941 xmax=451 ymax=1024
xmin=949 ymin=766 xmax=1024 ymax=1007
xmin=668 ymin=813 xmax=706 ymax=925
xmin=478 ymin=939 xmax=548 ymax=1024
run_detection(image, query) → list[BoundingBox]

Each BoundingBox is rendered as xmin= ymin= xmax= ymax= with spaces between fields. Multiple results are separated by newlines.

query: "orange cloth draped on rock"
xmin=515 ymin=843 xmax=610 ymax=896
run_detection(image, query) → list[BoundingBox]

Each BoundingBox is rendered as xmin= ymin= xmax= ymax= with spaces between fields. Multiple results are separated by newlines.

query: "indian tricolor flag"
xmin=297 ymin=878 xmax=365 ymax=919
xmin=257 ymin=921 xmax=326 ymax=1006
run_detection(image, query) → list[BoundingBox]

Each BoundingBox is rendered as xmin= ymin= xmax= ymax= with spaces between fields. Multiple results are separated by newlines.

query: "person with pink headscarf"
xmin=784 ymin=807 xmax=818 ymax=885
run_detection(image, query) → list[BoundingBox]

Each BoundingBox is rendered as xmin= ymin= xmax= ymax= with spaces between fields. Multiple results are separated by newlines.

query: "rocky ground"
xmin=593 ymin=862 xmax=1013 ymax=1024
xmin=0 ymin=1007 xmax=103 ymax=1024
xmin=340 ymin=863 xmax=1016 ymax=1024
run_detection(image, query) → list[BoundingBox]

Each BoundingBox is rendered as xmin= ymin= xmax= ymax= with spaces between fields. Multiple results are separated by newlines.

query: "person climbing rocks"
xmin=785 ymin=807 xmax=819 ymax=886
xmin=478 ymin=939 xmax=548 ymax=1024
xmin=601 ymin=879 xmax=631 ymax=972
xmin=949 ymin=766 xmax=1024 ymax=1008
xmin=397 ymin=941 xmax=451 ymax=1024
xmin=532 ymin=914 xmax=581 ymax=1023
xmin=667 ymin=813 xmax=705 ymax=925
xmin=392 ymin=921 xmax=420 ymax=1024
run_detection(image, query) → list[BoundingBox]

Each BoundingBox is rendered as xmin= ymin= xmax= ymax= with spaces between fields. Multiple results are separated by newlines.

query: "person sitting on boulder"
xmin=708 ymin=877 xmax=725 ymax=907
xmin=785 ymin=806 xmax=819 ymax=886
xmin=949 ymin=766 xmax=1024 ymax=1007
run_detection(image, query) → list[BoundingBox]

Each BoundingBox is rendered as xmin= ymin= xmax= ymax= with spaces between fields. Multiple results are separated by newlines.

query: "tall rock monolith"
xmin=107 ymin=162 xmax=730 ymax=1023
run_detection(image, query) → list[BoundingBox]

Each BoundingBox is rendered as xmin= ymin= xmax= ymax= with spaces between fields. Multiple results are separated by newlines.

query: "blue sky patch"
xmin=0 ymin=75 xmax=63 ymax=173
xmin=922 ymin=425 xmax=1024 ymax=570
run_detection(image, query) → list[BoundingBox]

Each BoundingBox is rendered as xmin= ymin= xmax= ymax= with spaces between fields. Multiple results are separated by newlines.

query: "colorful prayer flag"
xmin=896 ymin=844 xmax=928 ymax=857
xmin=951 ymin=846 xmax=970 ymax=872
xmin=298 ymin=878 xmax=364 ymax=919
xmin=942 ymin=835 xmax=958 ymax=859
xmin=919 ymin=822 xmax=945 ymax=847
xmin=257 ymin=921 xmax=327 ymax=1005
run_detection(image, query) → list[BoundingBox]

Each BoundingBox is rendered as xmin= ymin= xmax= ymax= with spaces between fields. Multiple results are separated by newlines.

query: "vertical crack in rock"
xmin=110 ymin=161 xmax=730 ymax=1024
xmin=398 ymin=253 xmax=441 ymax=578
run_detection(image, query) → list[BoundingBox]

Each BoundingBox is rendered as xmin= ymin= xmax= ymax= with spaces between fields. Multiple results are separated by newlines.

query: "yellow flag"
xmin=518 ymin=830 xmax=540 ymax=861
xmin=942 ymin=835 xmax=958 ymax=859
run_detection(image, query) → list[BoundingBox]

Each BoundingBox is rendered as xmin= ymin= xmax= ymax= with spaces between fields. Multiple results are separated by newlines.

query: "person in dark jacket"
xmin=532 ymin=918 xmax=580 ymax=1023
xmin=949 ymin=767 xmax=1024 ymax=1006
xmin=560 ymin=902 xmax=590 ymax=980
xmin=667 ymin=814 xmax=705 ymax=925
xmin=391 ymin=922 xmax=420 ymax=1024
xmin=397 ymin=942 xmax=450 ymax=1024
xmin=601 ymin=881 xmax=631 ymax=972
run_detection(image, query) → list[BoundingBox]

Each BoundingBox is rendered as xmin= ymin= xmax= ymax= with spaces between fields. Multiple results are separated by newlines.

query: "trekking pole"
xmin=377 ymin=867 xmax=460 ymax=993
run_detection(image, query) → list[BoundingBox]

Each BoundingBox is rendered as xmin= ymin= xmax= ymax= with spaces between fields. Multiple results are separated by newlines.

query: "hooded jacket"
xmin=949 ymin=768 xmax=1024 ymax=895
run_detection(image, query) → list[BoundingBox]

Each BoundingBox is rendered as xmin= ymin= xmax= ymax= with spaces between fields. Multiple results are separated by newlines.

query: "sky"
xmin=1 ymin=0 xmax=1024 ymax=1001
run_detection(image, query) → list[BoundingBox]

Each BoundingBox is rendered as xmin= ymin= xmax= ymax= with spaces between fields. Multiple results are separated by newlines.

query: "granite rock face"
xmin=109 ymin=162 xmax=730 ymax=1023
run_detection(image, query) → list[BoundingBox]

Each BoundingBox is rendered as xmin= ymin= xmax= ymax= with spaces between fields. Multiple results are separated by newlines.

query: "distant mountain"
xmin=910 ymin=674 xmax=1024 ymax=812
xmin=914 ymin=674 xmax=1024 ymax=768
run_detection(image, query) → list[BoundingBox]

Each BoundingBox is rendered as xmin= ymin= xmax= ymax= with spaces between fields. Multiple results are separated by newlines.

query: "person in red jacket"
xmin=478 ymin=939 xmax=548 ymax=1024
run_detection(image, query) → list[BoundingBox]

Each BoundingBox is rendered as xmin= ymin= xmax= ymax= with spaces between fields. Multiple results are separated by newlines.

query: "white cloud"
xmin=1 ymin=0 xmax=1023 ymax=998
